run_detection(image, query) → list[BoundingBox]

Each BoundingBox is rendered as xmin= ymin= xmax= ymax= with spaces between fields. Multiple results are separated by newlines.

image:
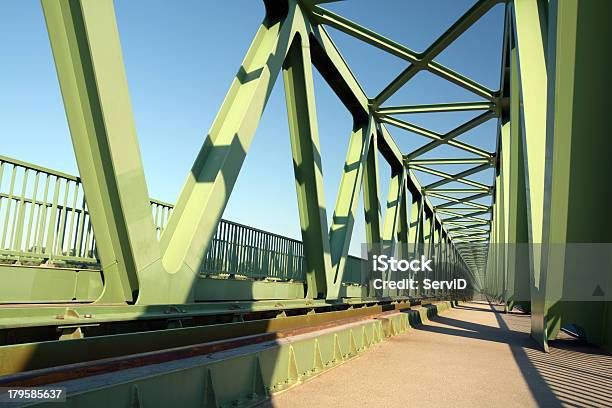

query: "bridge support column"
xmin=512 ymin=0 xmax=550 ymax=350
xmin=538 ymin=0 xmax=612 ymax=350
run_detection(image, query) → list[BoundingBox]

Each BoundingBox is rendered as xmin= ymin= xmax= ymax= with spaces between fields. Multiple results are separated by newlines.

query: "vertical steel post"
xmin=283 ymin=29 xmax=332 ymax=299
xmin=512 ymin=0 xmax=549 ymax=348
xmin=363 ymin=132 xmax=382 ymax=297
xmin=327 ymin=118 xmax=373 ymax=299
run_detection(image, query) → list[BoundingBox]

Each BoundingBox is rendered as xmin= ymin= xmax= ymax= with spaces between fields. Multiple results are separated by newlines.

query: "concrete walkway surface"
xmin=261 ymin=301 xmax=612 ymax=408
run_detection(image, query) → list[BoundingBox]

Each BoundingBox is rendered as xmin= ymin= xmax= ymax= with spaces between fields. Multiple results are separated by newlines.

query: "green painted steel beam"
xmin=309 ymin=5 xmax=420 ymax=64
xmin=363 ymin=131 xmax=382 ymax=296
xmin=429 ymin=190 xmax=491 ymax=196
xmin=429 ymin=192 xmax=491 ymax=211
xmin=309 ymin=23 xmax=369 ymax=115
xmin=327 ymin=117 xmax=374 ymax=298
xmin=373 ymin=0 xmax=502 ymax=105
xmin=381 ymin=116 xmax=492 ymax=159
xmin=412 ymin=167 xmax=489 ymax=191
xmin=454 ymin=237 xmax=489 ymax=243
xmin=377 ymin=102 xmax=495 ymax=115
xmin=504 ymin=47 xmax=530 ymax=314
xmin=512 ymin=0 xmax=549 ymax=350
xmin=448 ymin=231 xmax=490 ymax=239
xmin=536 ymin=0 xmax=612 ymax=350
xmin=380 ymin=116 xmax=441 ymax=141
xmin=308 ymin=16 xmax=470 ymax=274
xmin=381 ymin=168 xmax=406 ymax=252
xmin=42 ymin=0 xmax=163 ymax=304
xmin=422 ymin=163 xmax=492 ymax=190
xmin=445 ymin=222 xmax=491 ymax=230
xmin=159 ymin=2 xmax=299 ymax=297
xmin=2 ymin=302 xmax=454 ymax=407
xmin=408 ymin=159 xmax=491 ymax=166
xmin=441 ymin=211 xmax=492 ymax=221
xmin=408 ymin=193 xmax=424 ymax=267
xmin=381 ymin=168 xmax=408 ymax=297
xmin=406 ymin=111 xmax=497 ymax=160
xmin=436 ymin=206 xmax=492 ymax=212
xmin=440 ymin=214 xmax=492 ymax=224
xmin=283 ymin=16 xmax=333 ymax=299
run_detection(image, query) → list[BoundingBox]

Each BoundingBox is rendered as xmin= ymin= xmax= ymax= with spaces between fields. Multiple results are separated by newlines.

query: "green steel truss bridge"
xmin=0 ymin=1 xmax=610 ymax=406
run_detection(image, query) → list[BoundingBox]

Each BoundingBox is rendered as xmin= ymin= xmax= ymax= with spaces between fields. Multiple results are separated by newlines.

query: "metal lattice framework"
xmin=38 ymin=0 xmax=502 ymax=305
xmin=1 ymin=0 xmax=610 ymax=354
xmin=320 ymin=0 xmax=508 ymax=276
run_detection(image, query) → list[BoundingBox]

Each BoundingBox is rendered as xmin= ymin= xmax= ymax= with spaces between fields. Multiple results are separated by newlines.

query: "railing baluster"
xmin=153 ymin=203 xmax=160 ymax=239
xmin=35 ymin=174 xmax=51 ymax=255
xmin=84 ymin=219 xmax=94 ymax=258
xmin=1 ymin=166 xmax=17 ymax=250
xmin=75 ymin=196 xmax=87 ymax=258
xmin=24 ymin=171 xmax=40 ymax=253
xmin=55 ymin=179 xmax=70 ymax=255
xmin=11 ymin=168 xmax=29 ymax=253
xmin=44 ymin=177 xmax=61 ymax=260
xmin=66 ymin=182 xmax=79 ymax=256
xmin=0 ymin=160 xmax=5 ymax=214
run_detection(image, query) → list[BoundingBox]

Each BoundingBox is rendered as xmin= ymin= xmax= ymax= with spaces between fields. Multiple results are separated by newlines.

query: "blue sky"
xmin=0 ymin=0 xmax=504 ymax=255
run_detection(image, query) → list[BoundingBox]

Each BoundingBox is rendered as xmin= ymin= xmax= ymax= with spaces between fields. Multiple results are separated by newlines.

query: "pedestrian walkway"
xmin=263 ymin=302 xmax=612 ymax=408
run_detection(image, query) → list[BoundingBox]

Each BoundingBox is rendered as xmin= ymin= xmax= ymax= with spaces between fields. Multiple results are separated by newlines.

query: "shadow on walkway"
xmin=416 ymin=301 xmax=612 ymax=408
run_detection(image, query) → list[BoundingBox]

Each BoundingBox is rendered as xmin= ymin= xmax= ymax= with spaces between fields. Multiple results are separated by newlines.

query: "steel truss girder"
xmin=39 ymin=0 xmax=505 ymax=306
xmin=311 ymin=0 xmax=503 ymax=105
xmin=310 ymin=15 xmax=471 ymax=287
xmin=307 ymin=0 xmax=506 ymax=284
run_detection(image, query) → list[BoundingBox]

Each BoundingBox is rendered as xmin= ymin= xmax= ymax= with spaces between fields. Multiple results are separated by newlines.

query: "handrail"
xmin=0 ymin=155 xmax=79 ymax=182
xmin=0 ymin=155 xmax=366 ymax=284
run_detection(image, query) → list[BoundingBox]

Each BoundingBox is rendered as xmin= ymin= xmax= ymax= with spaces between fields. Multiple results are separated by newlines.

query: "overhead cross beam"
xmin=381 ymin=116 xmax=493 ymax=158
xmin=404 ymin=111 xmax=497 ymax=160
xmin=432 ymin=191 xmax=491 ymax=209
xmin=408 ymin=159 xmax=490 ymax=166
xmin=411 ymin=164 xmax=492 ymax=190
xmin=378 ymin=102 xmax=495 ymax=115
xmin=309 ymin=1 xmax=502 ymax=105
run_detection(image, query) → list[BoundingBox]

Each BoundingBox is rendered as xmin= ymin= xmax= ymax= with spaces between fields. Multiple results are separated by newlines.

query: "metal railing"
xmin=201 ymin=219 xmax=306 ymax=281
xmin=0 ymin=155 xmax=97 ymax=266
xmin=342 ymin=255 xmax=367 ymax=286
xmin=0 ymin=155 xmax=365 ymax=283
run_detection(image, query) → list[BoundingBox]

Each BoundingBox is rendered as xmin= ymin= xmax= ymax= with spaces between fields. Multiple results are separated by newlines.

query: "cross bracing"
xmin=0 ymin=0 xmax=610 ymax=356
